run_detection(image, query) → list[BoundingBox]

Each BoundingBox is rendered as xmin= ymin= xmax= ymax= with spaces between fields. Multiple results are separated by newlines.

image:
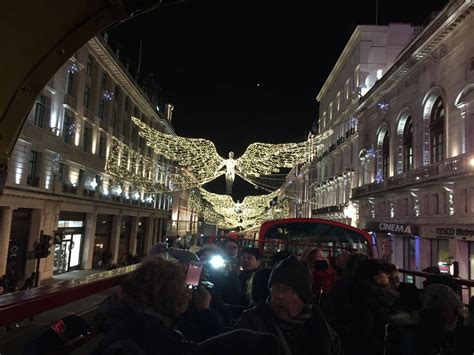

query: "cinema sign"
xmin=366 ymin=222 xmax=419 ymax=235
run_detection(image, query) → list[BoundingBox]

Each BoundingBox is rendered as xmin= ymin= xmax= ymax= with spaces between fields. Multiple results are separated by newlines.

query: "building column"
xmin=144 ymin=217 xmax=154 ymax=254
xmin=0 ymin=208 xmax=13 ymax=276
xmin=110 ymin=214 xmax=122 ymax=264
xmin=82 ymin=212 xmax=97 ymax=270
xmin=129 ymin=216 xmax=139 ymax=256
xmin=158 ymin=218 xmax=165 ymax=243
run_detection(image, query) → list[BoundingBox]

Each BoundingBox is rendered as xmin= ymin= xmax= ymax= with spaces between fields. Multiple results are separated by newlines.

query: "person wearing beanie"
xmin=237 ymin=255 xmax=343 ymax=355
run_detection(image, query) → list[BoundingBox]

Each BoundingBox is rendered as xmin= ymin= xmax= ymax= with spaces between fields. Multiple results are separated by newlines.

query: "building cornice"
xmin=355 ymin=0 xmax=473 ymax=114
xmin=316 ymin=25 xmax=393 ymax=102
xmin=316 ymin=26 xmax=362 ymax=102
xmin=87 ymin=37 xmax=176 ymax=136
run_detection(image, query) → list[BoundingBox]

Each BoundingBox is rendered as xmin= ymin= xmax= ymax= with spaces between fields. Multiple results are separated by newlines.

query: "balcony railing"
xmin=352 ymin=152 xmax=474 ymax=198
xmin=27 ymin=175 xmax=40 ymax=187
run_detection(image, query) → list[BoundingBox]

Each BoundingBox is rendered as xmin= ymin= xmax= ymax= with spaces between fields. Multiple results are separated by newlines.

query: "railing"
xmin=0 ymin=265 xmax=137 ymax=327
xmin=352 ymin=152 xmax=474 ymax=198
xmin=399 ymin=268 xmax=474 ymax=303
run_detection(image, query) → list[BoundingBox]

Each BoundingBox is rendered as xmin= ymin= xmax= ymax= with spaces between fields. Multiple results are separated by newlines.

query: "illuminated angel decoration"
xmin=191 ymin=188 xmax=288 ymax=229
xmin=131 ymin=117 xmax=332 ymax=194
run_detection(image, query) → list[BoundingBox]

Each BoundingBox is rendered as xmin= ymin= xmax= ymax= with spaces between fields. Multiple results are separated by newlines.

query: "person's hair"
xmin=196 ymin=244 xmax=222 ymax=258
xmin=423 ymin=274 xmax=462 ymax=297
xmin=355 ymin=258 xmax=388 ymax=282
xmin=224 ymin=238 xmax=239 ymax=247
xmin=384 ymin=263 xmax=398 ymax=274
xmin=242 ymin=247 xmax=262 ymax=260
xmin=121 ymin=256 xmax=189 ymax=319
xmin=271 ymin=250 xmax=292 ymax=266
xmin=301 ymin=248 xmax=327 ymax=268
xmin=343 ymin=252 xmax=369 ymax=281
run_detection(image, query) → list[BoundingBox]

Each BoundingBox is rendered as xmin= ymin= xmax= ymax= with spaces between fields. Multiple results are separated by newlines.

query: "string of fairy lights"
xmin=105 ymin=117 xmax=333 ymax=229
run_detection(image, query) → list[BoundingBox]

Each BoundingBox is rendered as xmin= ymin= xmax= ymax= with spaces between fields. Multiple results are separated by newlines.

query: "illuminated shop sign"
xmin=366 ymin=222 xmax=418 ymax=235
xmin=425 ymin=226 xmax=474 ymax=239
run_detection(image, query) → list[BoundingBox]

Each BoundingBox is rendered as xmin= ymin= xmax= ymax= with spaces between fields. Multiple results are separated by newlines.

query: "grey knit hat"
xmin=268 ymin=255 xmax=313 ymax=304
xmin=422 ymin=284 xmax=463 ymax=312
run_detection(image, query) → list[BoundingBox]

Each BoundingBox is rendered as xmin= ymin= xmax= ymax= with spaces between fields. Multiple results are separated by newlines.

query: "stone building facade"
xmin=0 ymin=35 xmax=190 ymax=282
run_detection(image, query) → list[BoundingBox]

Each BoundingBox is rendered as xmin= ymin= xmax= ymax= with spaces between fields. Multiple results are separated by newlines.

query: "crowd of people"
xmin=24 ymin=239 xmax=474 ymax=355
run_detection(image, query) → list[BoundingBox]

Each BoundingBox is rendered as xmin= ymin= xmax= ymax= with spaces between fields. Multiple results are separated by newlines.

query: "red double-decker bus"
xmin=255 ymin=218 xmax=375 ymax=258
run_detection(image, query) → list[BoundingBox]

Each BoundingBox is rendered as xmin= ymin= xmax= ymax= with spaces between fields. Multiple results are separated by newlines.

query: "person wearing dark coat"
xmin=237 ymin=255 xmax=343 ymax=355
xmin=324 ymin=252 xmax=369 ymax=348
xmin=348 ymin=258 xmax=399 ymax=355
xmin=93 ymin=257 xmax=200 ymax=355
xmin=385 ymin=263 xmax=420 ymax=313
xmin=239 ymin=248 xmax=262 ymax=306
xmin=385 ymin=284 xmax=465 ymax=355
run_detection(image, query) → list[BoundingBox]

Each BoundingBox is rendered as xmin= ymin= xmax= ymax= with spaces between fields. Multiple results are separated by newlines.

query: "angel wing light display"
xmin=105 ymin=117 xmax=332 ymax=229
xmin=189 ymin=188 xmax=289 ymax=229
xmin=131 ymin=117 xmax=332 ymax=194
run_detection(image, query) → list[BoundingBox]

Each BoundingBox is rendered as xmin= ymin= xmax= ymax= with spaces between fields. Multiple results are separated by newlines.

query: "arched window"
xmin=430 ymin=96 xmax=445 ymax=163
xmin=403 ymin=116 xmax=413 ymax=172
xmin=382 ymin=132 xmax=390 ymax=178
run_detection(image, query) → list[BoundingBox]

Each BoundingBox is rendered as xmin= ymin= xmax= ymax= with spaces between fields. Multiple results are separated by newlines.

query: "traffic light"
xmin=34 ymin=231 xmax=53 ymax=258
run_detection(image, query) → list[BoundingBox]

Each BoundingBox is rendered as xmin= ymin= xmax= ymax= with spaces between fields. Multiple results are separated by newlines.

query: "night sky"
xmin=109 ymin=0 xmax=448 ymax=201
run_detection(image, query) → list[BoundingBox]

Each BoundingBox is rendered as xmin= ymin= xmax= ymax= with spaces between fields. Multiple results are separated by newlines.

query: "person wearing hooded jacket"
xmin=237 ymin=255 xmax=343 ymax=355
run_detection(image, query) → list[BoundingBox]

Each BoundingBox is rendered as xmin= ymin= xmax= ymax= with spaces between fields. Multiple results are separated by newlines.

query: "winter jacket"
xmin=348 ymin=280 xmax=398 ymax=355
xmin=93 ymin=308 xmax=196 ymax=355
xmin=237 ymin=303 xmax=343 ymax=355
xmin=177 ymin=308 xmax=224 ymax=342
xmin=384 ymin=313 xmax=459 ymax=355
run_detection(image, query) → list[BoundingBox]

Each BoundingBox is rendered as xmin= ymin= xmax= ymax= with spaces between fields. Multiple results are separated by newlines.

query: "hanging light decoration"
xmin=130 ymin=116 xmax=332 ymax=193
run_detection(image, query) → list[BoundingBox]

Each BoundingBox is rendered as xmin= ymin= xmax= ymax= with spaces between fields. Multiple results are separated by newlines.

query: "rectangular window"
xmin=83 ymin=87 xmax=90 ymax=109
xmin=122 ymin=114 xmax=128 ymax=137
xmin=82 ymin=124 xmax=92 ymax=153
xmin=354 ymin=66 xmax=360 ymax=88
xmin=58 ymin=162 xmax=65 ymax=182
xmin=114 ymin=85 xmax=120 ymax=101
xmin=98 ymin=99 xmax=105 ymax=119
xmin=132 ymin=125 xmax=138 ymax=145
xmin=112 ymin=110 xmax=117 ymax=129
xmin=98 ymin=134 xmax=106 ymax=159
xmin=101 ymin=72 xmax=107 ymax=90
xmin=403 ymin=237 xmax=416 ymax=271
xmin=66 ymin=72 xmax=74 ymax=96
xmin=78 ymin=169 xmax=84 ymax=186
xmin=62 ymin=112 xmax=73 ymax=144
xmin=34 ymin=96 xmax=46 ymax=127
xmin=336 ymin=92 xmax=341 ymax=111
xmin=86 ymin=55 xmax=93 ymax=77
xmin=28 ymin=150 xmax=40 ymax=187
xmin=429 ymin=194 xmax=439 ymax=215
xmin=468 ymin=242 xmax=474 ymax=297
xmin=430 ymin=239 xmax=450 ymax=266
xmin=461 ymin=189 xmax=468 ymax=214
